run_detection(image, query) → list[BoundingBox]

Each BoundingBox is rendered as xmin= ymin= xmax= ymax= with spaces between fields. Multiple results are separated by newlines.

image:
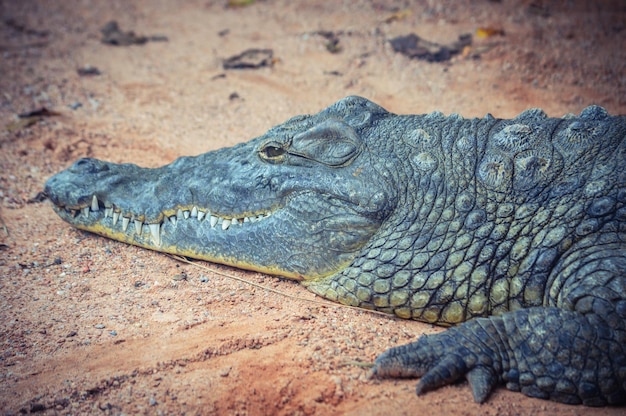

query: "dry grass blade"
xmin=169 ymin=254 xmax=393 ymax=317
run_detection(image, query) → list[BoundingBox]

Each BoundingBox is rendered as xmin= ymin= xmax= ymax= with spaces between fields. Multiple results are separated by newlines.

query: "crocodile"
xmin=45 ymin=96 xmax=626 ymax=406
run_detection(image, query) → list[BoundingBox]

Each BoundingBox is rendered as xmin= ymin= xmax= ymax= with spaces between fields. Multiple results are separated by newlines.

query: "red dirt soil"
xmin=1 ymin=1 xmax=625 ymax=415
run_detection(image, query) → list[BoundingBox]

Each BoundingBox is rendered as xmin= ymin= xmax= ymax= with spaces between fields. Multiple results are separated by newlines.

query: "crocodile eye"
xmin=259 ymin=143 xmax=287 ymax=161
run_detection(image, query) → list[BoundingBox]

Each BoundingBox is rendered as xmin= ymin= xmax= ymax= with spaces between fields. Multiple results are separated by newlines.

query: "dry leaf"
xmin=476 ymin=27 xmax=505 ymax=39
xmin=227 ymin=0 xmax=255 ymax=7
xmin=384 ymin=10 xmax=412 ymax=23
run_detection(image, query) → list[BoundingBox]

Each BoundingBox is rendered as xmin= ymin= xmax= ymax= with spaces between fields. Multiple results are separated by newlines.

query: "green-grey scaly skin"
xmin=45 ymin=96 xmax=626 ymax=406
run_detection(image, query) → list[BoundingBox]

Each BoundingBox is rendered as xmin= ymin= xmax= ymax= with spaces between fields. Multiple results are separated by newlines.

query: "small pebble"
xmin=109 ymin=330 xmax=117 ymax=336
xmin=199 ymin=275 xmax=209 ymax=283
xmin=172 ymin=273 xmax=187 ymax=281
xmin=77 ymin=65 xmax=101 ymax=76
xmin=149 ymin=396 xmax=158 ymax=406
xmin=95 ymin=324 xmax=105 ymax=329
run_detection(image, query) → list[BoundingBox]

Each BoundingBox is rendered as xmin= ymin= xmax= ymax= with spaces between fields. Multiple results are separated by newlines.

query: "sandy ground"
xmin=1 ymin=0 xmax=625 ymax=414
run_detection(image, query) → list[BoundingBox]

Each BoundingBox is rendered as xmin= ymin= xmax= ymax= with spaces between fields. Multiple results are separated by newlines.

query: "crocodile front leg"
xmin=373 ymin=245 xmax=626 ymax=406
xmin=374 ymin=306 xmax=624 ymax=405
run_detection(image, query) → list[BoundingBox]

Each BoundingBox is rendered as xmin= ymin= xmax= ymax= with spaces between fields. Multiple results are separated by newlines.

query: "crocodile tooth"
xmin=134 ymin=219 xmax=142 ymax=235
xmin=70 ymin=209 xmax=77 ymax=218
xmin=112 ymin=211 xmax=120 ymax=226
xmin=122 ymin=216 xmax=130 ymax=232
xmin=104 ymin=207 xmax=113 ymax=218
xmin=149 ymin=223 xmax=161 ymax=246
xmin=183 ymin=210 xmax=190 ymax=219
xmin=169 ymin=216 xmax=177 ymax=226
xmin=82 ymin=207 xmax=90 ymax=217
xmin=210 ymin=215 xmax=218 ymax=228
xmin=222 ymin=219 xmax=231 ymax=230
xmin=91 ymin=195 xmax=99 ymax=211
xmin=191 ymin=206 xmax=198 ymax=218
xmin=177 ymin=209 xmax=184 ymax=220
xmin=197 ymin=211 xmax=205 ymax=221
xmin=243 ymin=217 xmax=250 ymax=223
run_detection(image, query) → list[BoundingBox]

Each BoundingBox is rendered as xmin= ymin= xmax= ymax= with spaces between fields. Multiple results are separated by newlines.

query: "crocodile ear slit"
xmin=290 ymin=119 xmax=361 ymax=167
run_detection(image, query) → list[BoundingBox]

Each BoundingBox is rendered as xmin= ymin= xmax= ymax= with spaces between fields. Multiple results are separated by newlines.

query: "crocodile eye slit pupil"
xmin=263 ymin=146 xmax=285 ymax=158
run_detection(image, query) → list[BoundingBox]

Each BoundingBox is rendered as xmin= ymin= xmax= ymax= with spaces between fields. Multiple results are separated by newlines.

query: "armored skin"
xmin=45 ymin=96 xmax=626 ymax=406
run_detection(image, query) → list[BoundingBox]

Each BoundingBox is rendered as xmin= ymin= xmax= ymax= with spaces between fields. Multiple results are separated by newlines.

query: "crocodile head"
xmin=45 ymin=96 xmax=397 ymax=280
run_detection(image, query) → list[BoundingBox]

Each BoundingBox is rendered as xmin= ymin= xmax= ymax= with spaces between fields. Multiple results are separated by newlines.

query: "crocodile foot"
xmin=373 ymin=306 xmax=626 ymax=406
xmin=372 ymin=320 xmax=502 ymax=403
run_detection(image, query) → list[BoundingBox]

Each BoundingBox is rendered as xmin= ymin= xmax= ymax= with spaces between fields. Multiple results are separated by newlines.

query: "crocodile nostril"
xmin=74 ymin=158 xmax=93 ymax=167
xmin=72 ymin=158 xmax=110 ymax=173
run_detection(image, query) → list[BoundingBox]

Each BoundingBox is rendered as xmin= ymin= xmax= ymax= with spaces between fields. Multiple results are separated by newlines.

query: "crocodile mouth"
xmin=53 ymin=194 xmax=275 ymax=247
xmin=48 ymin=191 xmax=310 ymax=278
